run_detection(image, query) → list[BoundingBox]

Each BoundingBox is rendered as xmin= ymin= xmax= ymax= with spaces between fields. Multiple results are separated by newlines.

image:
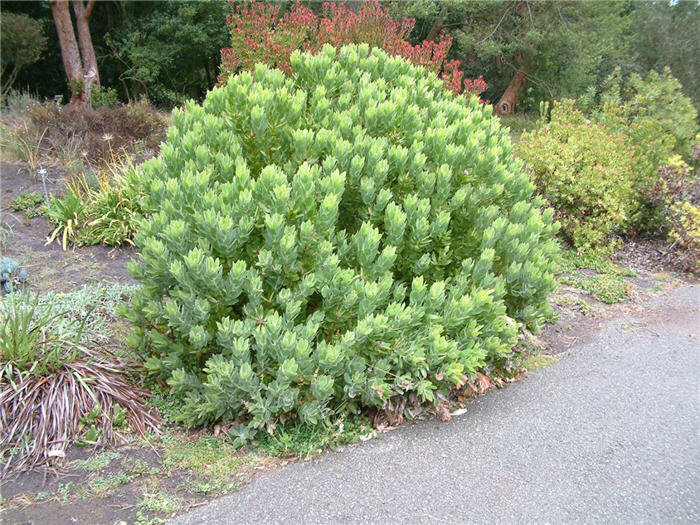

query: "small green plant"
xmin=257 ymin=416 xmax=373 ymax=458
xmin=135 ymin=511 xmax=167 ymax=525
xmin=36 ymin=482 xmax=75 ymax=504
xmin=561 ymin=274 xmax=628 ymax=304
xmin=45 ymin=184 xmax=87 ymax=250
xmin=121 ymin=457 xmax=155 ymax=476
xmin=88 ymin=471 xmax=133 ymax=496
xmin=138 ymin=491 xmax=184 ymax=515
xmin=10 ymin=191 xmax=45 ymax=219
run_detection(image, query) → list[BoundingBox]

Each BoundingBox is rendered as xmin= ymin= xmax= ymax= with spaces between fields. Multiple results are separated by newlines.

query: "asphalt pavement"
xmin=171 ymin=285 xmax=700 ymax=525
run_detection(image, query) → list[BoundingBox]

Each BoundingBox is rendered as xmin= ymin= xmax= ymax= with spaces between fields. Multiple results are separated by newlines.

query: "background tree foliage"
xmin=2 ymin=0 xmax=698 ymax=112
xmin=0 ymin=11 xmax=47 ymax=100
xmin=389 ymin=0 xmax=635 ymax=111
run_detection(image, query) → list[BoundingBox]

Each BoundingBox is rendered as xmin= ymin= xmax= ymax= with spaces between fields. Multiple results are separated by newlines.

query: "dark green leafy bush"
xmin=578 ymin=67 xmax=692 ymax=235
xmin=623 ymin=68 xmax=698 ymax=157
xmin=125 ymin=45 xmax=559 ymax=430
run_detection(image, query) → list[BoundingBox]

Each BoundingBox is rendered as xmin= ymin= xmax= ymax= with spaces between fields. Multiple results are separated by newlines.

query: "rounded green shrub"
xmin=519 ymin=100 xmax=635 ymax=251
xmin=125 ymin=44 xmax=559 ymax=429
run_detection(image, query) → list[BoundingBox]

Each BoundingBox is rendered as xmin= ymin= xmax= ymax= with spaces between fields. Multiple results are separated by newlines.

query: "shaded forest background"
xmin=2 ymin=0 xmax=698 ymax=111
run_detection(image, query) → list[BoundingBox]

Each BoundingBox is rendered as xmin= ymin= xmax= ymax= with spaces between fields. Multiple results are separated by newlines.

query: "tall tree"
xmin=0 ymin=12 xmax=47 ymax=100
xmin=49 ymin=0 xmax=98 ymax=106
xmin=633 ymin=1 xmax=699 ymax=109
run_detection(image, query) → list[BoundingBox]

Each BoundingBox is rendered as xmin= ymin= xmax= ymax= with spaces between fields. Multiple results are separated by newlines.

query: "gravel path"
xmin=171 ymin=285 xmax=700 ymax=525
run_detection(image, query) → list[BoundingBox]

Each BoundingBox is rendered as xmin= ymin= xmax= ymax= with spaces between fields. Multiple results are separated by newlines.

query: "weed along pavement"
xmin=171 ymin=285 xmax=700 ymax=525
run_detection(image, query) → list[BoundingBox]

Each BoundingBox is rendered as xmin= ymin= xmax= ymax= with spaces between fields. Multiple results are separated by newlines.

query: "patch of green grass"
xmin=257 ymin=415 xmax=373 ymax=459
xmin=177 ymin=476 xmax=236 ymax=496
xmin=557 ymin=249 xmax=636 ymax=277
xmin=73 ymin=451 xmax=120 ymax=472
xmin=522 ymin=354 xmax=559 ymax=370
xmin=561 ymin=274 xmax=628 ymax=304
xmin=163 ymin=435 xmax=254 ymax=484
xmin=122 ymin=456 xmax=158 ymax=476
xmin=557 ymin=248 xmax=633 ymax=303
xmin=138 ymin=490 xmax=184 ymax=515
xmin=88 ymin=471 xmax=133 ymax=496
xmin=134 ymin=511 xmax=167 ymax=525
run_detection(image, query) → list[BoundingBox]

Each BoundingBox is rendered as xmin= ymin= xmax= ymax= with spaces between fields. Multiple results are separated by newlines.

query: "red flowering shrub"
xmin=219 ymin=0 xmax=488 ymax=98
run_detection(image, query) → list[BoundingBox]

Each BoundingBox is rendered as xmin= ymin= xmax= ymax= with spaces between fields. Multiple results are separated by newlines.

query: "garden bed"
xmin=1 ymin=155 xmax=693 ymax=524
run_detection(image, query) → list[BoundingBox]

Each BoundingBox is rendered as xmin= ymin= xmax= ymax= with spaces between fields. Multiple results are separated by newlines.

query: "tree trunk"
xmin=50 ymin=0 xmax=84 ymax=105
xmin=495 ymin=65 xmax=528 ymax=116
xmin=426 ymin=5 xmax=449 ymax=41
xmin=72 ymin=0 xmax=100 ymax=86
xmin=495 ymin=2 xmax=532 ymax=116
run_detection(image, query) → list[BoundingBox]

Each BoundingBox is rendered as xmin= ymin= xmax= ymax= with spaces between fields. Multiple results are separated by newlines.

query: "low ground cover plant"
xmin=126 ymin=45 xmax=559 ymax=436
xmin=10 ymin=191 xmax=45 ymax=219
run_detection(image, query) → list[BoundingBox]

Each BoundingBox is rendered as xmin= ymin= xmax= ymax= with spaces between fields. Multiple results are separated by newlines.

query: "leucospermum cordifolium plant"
xmin=219 ymin=0 xmax=488 ymax=98
xmin=125 ymin=45 xmax=559 ymax=432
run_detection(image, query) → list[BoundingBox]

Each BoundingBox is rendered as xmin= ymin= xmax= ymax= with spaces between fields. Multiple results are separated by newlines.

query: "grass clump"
xmin=557 ymin=249 xmax=636 ymax=277
xmin=88 ymin=471 xmax=133 ymax=496
xmin=162 ymin=435 xmax=253 ymax=489
xmin=556 ymin=248 xmax=633 ymax=304
xmin=521 ymin=354 xmax=558 ymax=370
xmin=0 ymin=288 xmax=158 ymax=478
xmin=561 ymin=274 xmax=628 ymax=304
xmin=73 ymin=450 xmax=120 ymax=472
xmin=138 ymin=492 xmax=183 ymax=515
